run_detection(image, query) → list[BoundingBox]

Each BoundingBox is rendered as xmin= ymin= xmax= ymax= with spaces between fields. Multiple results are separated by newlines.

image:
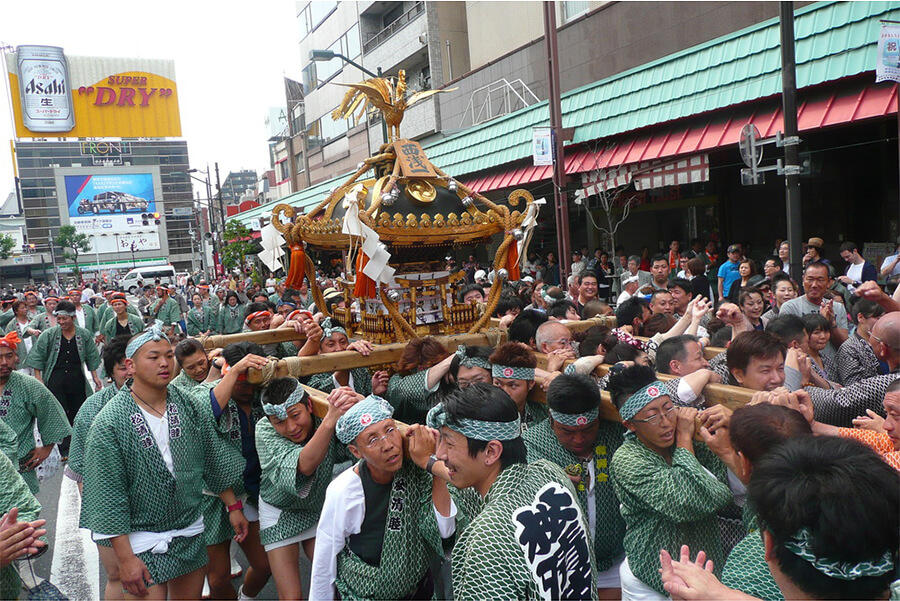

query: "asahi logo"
xmin=23 ymin=78 xmax=67 ymax=95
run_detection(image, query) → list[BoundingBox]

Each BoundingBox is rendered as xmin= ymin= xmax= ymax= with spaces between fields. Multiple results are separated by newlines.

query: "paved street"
xmin=28 ymin=448 xmax=310 ymax=600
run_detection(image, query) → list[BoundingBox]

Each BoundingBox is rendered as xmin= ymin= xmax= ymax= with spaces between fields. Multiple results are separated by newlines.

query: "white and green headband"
xmin=619 ymin=380 xmax=668 ymax=422
xmin=321 ymin=317 xmax=347 ymax=339
xmin=126 ymin=320 xmax=170 ymax=358
xmin=784 ymin=528 xmax=895 ymax=581
xmin=491 ymin=364 xmax=535 ymax=381
xmin=455 ymin=345 xmax=491 ymax=370
xmin=426 ymin=402 xmax=521 ymax=441
xmin=335 ymin=395 xmax=394 ymax=444
xmin=550 ymin=408 xmax=599 ymax=427
xmin=263 ymin=384 xmax=308 ymax=421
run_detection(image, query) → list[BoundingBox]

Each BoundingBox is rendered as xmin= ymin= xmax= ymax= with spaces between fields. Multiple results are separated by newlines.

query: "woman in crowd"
xmin=761 ymin=272 xmax=798 ymax=327
xmin=99 ymin=293 xmax=145 ymax=341
xmin=738 ymin=287 xmax=766 ymax=331
xmin=218 ymin=291 xmax=245 ymax=335
xmin=28 ymin=296 xmax=59 ymax=331
xmin=4 ymin=300 xmax=40 ymax=374
xmin=801 ymin=313 xmax=837 ymax=386
xmin=685 ymin=258 xmax=712 ymax=301
xmin=727 ymin=259 xmax=758 ymax=303
xmin=186 ymin=292 xmax=215 ymax=337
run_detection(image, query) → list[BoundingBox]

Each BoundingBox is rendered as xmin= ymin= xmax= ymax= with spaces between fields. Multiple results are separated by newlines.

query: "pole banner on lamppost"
xmin=876 ymin=22 xmax=900 ymax=83
xmin=532 ymin=127 xmax=553 ymax=166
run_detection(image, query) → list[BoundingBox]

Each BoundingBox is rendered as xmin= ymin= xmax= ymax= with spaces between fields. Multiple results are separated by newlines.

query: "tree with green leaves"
xmin=221 ymin=219 xmax=255 ymax=271
xmin=55 ymin=225 xmax=92 ymax=275
xmin=0 ymin=233 xmax=16 ymax=260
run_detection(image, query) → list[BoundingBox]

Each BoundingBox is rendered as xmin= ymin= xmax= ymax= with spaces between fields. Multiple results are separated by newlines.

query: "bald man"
xmin=804 ymin=311 xmax=899 ymax=427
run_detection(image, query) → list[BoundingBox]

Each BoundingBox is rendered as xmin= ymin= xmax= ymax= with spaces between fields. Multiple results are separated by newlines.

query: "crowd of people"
xmin=0 ymin=233 xmax=898 ymax=601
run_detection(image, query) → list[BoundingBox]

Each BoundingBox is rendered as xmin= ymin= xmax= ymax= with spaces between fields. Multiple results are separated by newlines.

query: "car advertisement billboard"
xmin=64 ymin=172 xmax=162 ymax=253
xmin=5 ymin=46 xmax=181 ymax=138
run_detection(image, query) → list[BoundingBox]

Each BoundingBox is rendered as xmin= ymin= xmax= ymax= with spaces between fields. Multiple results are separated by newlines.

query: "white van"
xmin=121 ymin=265 xmax=177 ymax=295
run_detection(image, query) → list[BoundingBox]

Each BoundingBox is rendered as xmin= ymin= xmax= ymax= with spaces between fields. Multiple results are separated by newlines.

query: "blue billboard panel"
xmin=63 ymin=172 xmax=161 ymax=254
xmin=64 ymin=173 xmax=155 ymax=216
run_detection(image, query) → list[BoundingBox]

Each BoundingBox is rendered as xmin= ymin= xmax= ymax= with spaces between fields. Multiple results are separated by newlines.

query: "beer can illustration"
xmin=16 ymin=45 xmax=75 ymax=133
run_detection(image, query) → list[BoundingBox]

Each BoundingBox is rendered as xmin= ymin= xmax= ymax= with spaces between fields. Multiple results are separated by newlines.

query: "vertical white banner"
xmin=876 ymin=22 xmax=900 ymax=83
xmin=532 ymin=127 xmax=553 ymax=166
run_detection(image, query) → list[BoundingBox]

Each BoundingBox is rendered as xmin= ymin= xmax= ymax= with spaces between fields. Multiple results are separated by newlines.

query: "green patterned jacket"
xmin=610 ymin=440 xmax=733 ymax=595
xmin=451 ymin=460 xmax=599 ymax=601
xmin=523 ymin=418 xmax=627 ymax=572
xmin=0 ymin=371 xmax=71 ymax=493
xmin=99 ymin=314 xmax=145 ymax=341
xmin=80 ymin=385 xmax=237 ymax=536
xmin=24 ymin=325 xmax=101 ymax=397
xmin=0 ymin=451 xmax=42 ymax=600
xmin=257 ymin=416 xmax=351 ymax=546
xmin=66 ymin=384 xmax=121 ymax=482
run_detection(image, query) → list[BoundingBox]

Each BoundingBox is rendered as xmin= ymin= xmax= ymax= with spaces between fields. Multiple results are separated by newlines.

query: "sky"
xmin=0 ymin=0 xmax=299 ymax=197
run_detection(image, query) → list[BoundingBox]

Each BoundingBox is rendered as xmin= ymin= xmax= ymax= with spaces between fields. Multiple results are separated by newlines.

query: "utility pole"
xmin=215 ymin=162 xmax=225 ymax=276
xmin=543 ymin=1 xmax=572 ymax=282
xmin=780 ymin=2 xmax=803 ymax=278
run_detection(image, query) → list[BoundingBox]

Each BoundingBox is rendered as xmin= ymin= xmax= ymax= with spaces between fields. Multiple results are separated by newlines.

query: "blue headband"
xmin=455 ymin=345 xmax=491 ymax=370
xmin=126 ymin=320 xmax=170 ymax=358
xmin=321 ymin=317 xmax=347 ymax=339
xmin=263 ymin=384 xmax=308 ymax=421
xmin=335 ymin=395 xmax=394 ymax=444
xmin=426 ymin=402 xmax=521 ymax=441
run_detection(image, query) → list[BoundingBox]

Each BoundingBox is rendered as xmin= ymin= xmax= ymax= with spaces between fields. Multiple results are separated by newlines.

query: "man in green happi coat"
xmin=149 ymin=286 xmax=183 ymax=338
xmin=607 ymin=366 xmax=734 ymax=600
xmin=310 ymin=395 xmax=457 ymax=601
xmin=80 ymin=324 xmax=245 ymax=599
xmin=24 ymin=301 xmax=102 ymax=429
xmin=523 ymin=373 xmax=627 ymax=599
xmin=66 ymin=288 xmax=100 ymax=334
xmin=431 ymin=383 xmax=598 ymax=601
xmin=256 ymin=378 xmax=358 ymax=599
xmin=0 ymin=333 xmax=71 ymax=495
xmin=0 ymin=453 xmax=46 ymax=600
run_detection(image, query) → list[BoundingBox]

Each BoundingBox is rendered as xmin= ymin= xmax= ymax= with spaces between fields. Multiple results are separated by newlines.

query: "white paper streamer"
xmin=342 ymin=194 xmax=396 ymax=285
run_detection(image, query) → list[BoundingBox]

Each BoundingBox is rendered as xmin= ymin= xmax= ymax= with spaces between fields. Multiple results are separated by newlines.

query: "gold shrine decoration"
xmin=331 ymin=70 xmax=454 ymax=143
xmin=393 ymin=140 xmax=437 ymax=178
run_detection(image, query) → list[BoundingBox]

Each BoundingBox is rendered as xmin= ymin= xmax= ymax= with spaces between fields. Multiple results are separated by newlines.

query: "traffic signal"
xmin=153 ymin=212 xmax=161 ymax=225
xmin=142 ymin=213 xmax=149 ymax=226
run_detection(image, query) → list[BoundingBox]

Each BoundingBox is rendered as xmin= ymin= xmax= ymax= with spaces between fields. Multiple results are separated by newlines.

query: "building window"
xmin=278 ymin=160 xmax=290 ymax=182
xmin=561 ymin=1 xmax=590 ymax=22
xmin=294 ymin=153 xmax=304 ymax=174
xmin=299 ymin=1 xmax=337 ymax=39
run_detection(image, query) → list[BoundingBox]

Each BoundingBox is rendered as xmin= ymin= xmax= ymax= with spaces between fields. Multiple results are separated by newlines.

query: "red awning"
xmin=463 ymin=79 xmax=898 ymax=194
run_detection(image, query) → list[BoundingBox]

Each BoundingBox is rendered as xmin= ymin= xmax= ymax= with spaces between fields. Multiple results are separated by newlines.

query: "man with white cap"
xmin=430 ymin=383 xmax=597 ymax=600
xmin=80 ymin=322 xmax=244 ymax=600
xmin=149 ymin=286 xmax=182 ymax=338
xmin=617 ymin=274 xmax=640 ymax=306
xmin=310 ymin=395 xmax=456 ymax=601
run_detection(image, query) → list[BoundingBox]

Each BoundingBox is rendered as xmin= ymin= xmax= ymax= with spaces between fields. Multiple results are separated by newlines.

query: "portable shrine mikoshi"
xmin=268 ymin=70 xmax=541 ymax=344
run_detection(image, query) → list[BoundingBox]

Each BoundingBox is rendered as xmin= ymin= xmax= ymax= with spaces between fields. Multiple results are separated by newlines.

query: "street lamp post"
xmin=309 ymin=49 xmax=388 ymax=145
xmin=173 ymin=169 xmax=218 ymax=279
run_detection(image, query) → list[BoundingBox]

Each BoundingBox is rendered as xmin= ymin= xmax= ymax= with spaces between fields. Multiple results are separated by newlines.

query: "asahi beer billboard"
xmin=6 ymin=46 xmax=181 ymax=138
xmin=56 ymin=168 xmax=164 ymax=255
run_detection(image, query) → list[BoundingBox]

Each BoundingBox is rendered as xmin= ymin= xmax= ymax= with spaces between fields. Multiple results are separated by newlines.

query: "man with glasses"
xmin=779 ymin=262 xmax=849 ymax=357
xmin=535 ymin=321 xmax=576 ymax=373
xmin=311 ymin=395 xmax=456 ymax=600
xmin=607 ymin=365 xmax=735 ymax=601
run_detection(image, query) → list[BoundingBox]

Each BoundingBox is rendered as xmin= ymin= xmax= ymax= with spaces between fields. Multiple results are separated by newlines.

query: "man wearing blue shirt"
xmin=717 ymin=244 xmax=743 ymax=301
